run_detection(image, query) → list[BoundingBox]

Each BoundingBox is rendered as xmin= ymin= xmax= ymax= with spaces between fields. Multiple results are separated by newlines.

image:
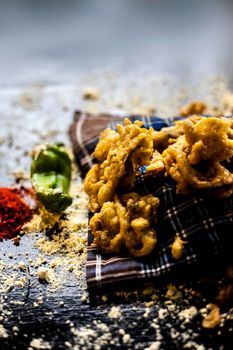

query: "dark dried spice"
xmin=0 ymin=188 xmax=33 ymax=241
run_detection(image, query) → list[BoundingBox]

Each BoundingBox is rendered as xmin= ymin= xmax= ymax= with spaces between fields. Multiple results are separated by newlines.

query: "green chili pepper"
xmin=31 ymin=143 xmax=72 ymax=213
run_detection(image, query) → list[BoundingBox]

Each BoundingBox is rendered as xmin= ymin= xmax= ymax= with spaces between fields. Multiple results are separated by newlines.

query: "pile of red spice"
xmin=0 ymin=188 xmax=34 ymax=241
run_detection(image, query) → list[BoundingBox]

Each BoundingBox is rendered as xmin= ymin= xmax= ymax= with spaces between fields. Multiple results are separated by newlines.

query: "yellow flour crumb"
xmin=0 ymin=324 xmax=8 ymax=339
xmin=37 ymin=267 xmax=51 ymax=283
xmin=82 ymin=87 xmax=100 ymax=100
xmin=15 ymin=276 xmax=27 ymax=288
xmin=178 ymin=306 xmax=198 ymax=323
xmin=202 ymin=304 xmax=221 ymax=329
xmin=180 ymin=100 xmax=207 ymax=116
xmin=29 ymin=338 xmax=51 ymax=349
xmin=35 ymin=255 xmax=47 ymax=267
xmin=18 ymin=261 xmax=26 ymax=270
xmin=108 ymin=306 xmax=121 ymax=319
xmin=166 ymin=284 xmax=182 ymax=300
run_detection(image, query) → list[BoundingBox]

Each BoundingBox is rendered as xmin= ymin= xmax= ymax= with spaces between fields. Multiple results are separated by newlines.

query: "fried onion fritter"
xmin=90 ymin=193 xmax=160 ymax=257
xmin=163 ymin=117 xmax=233 ymax=196
xmin=84 ymin=119 xmax=156 ymax=212
xmin=184 ymin=117 xmax=233 ymax=164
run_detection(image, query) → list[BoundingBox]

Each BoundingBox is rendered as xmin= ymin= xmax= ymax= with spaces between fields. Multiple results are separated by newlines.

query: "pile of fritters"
xmin=84 ymin=119 xmax=162 ymax=256
xmin=84 ymin=116 xmax=233 ymax=257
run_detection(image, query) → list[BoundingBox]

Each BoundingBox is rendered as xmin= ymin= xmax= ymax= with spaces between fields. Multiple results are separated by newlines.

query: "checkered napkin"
xmin=70 ymin=111 xmax=233 ymax=290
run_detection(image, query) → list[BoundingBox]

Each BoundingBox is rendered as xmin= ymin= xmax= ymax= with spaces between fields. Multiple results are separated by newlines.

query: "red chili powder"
xmin=0 ymin=188 xmax=33 ymax=241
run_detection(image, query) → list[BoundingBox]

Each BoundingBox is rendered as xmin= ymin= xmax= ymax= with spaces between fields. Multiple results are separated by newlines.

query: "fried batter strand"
xmin=94 ymin=128 xmax=119 ymax=161
xmin=163 ymin=117 xmax=233 ymax=196
xmin=90 ymin=193 xmax=160 ymax=257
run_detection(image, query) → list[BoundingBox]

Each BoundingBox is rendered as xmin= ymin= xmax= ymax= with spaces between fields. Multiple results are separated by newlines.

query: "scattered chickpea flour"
xmin=23 ymin=177 xmax=89 ymax=292
xmin=0 ymin=77 xmax=233 ymax=349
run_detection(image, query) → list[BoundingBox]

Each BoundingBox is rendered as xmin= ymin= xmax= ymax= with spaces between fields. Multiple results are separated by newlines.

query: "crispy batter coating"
xmin=84 ymin=119 xmax=156 ymax=212
xmin=94 ymin=128 xmax=119 ymax=161
xmin=90 ymin=193 xmax=160 ymax=257
xmin=163 ymin=117 xmax=233 ymax=196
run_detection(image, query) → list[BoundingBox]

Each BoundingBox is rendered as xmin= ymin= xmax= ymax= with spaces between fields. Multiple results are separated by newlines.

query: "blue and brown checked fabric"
xmin=70 ymin=111 xmax=233 ymax=290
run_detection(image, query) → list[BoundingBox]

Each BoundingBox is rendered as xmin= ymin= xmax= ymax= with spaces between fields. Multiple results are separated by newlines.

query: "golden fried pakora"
xmin=184 ymin=117 xmax=233 ymax=164
xmin=90 ymin=193 xmax=160 ymax=257
xmin=84 ymin=119 xmax=157 ymax=212
xmin=163 ymin=116 xmax=233 ymax=196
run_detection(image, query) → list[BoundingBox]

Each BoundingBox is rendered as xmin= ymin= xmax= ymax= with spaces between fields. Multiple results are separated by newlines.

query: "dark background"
xmin=0 ymin=0 xmax=233 ymax=87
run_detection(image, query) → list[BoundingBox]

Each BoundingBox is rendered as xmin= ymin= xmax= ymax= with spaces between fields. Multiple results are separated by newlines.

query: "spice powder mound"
xmin=0 ymin=188 xmax=33 ymax=241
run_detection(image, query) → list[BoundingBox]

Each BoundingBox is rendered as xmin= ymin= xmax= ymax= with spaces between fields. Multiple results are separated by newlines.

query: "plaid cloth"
xmin=70 ymin=111 xmax=233 ymax=290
